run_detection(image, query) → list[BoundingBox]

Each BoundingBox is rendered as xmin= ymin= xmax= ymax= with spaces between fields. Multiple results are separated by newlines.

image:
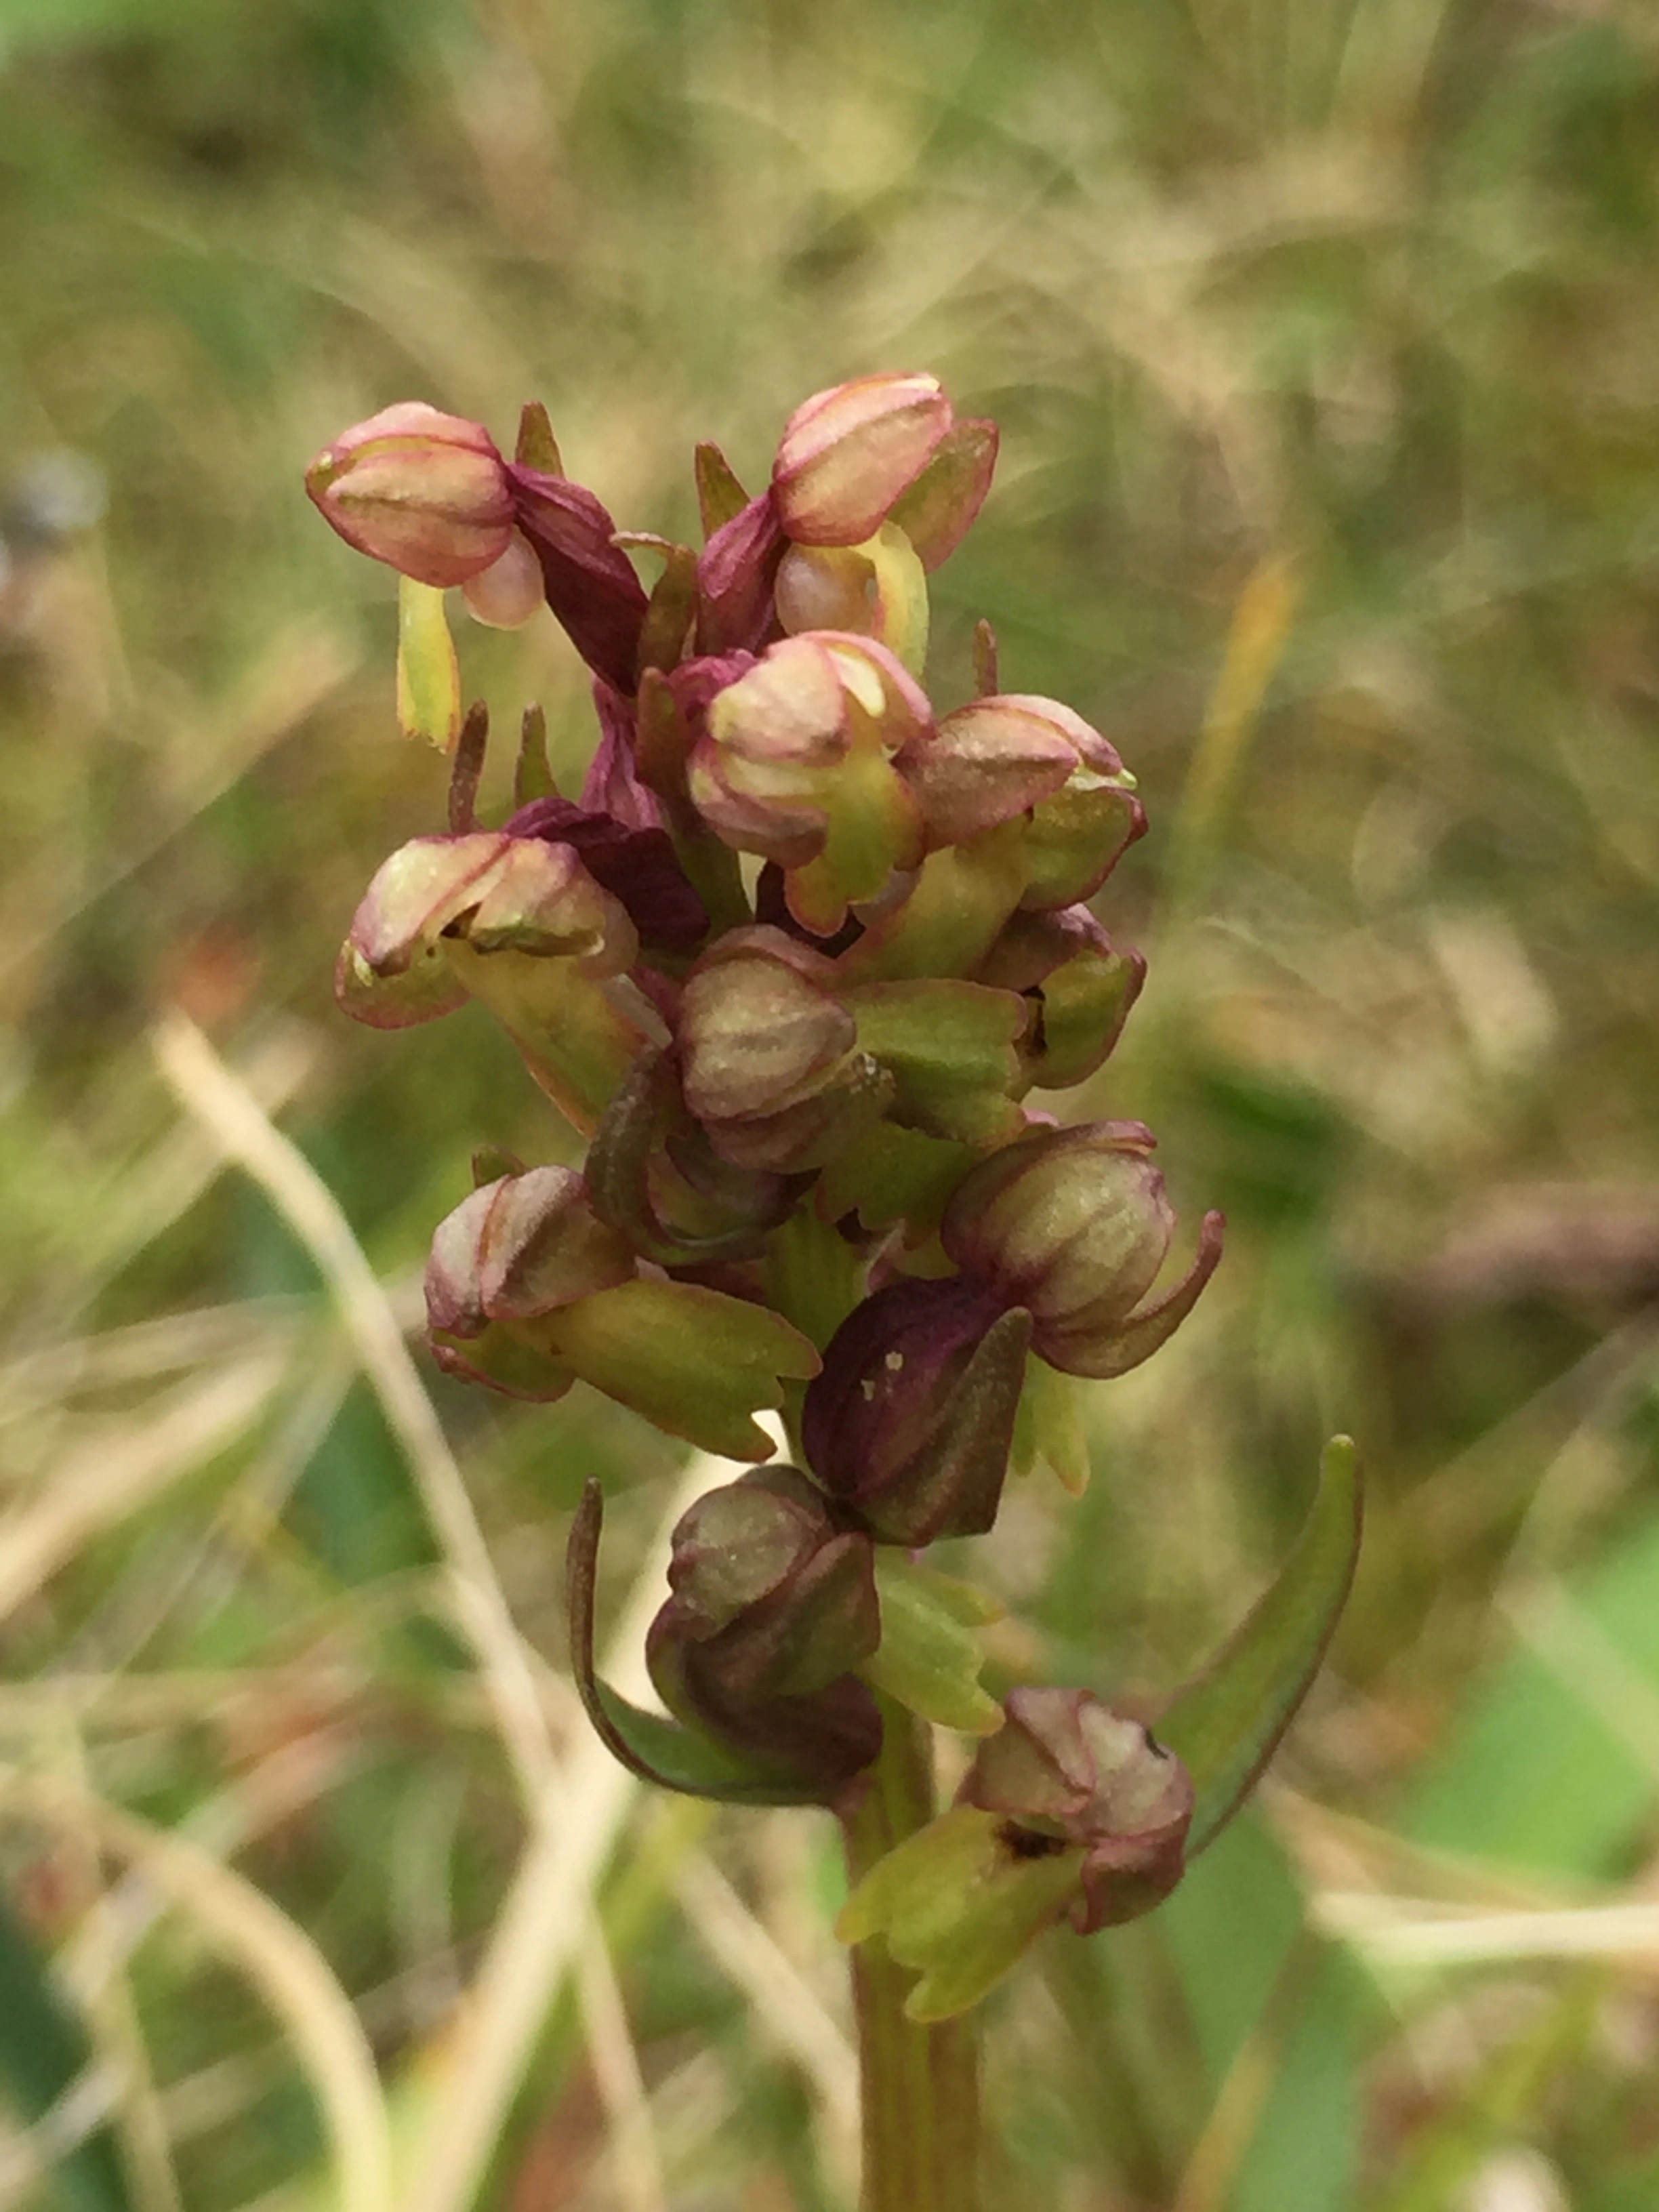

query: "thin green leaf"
xmin=1159 ymin=1436 xmax=1361 ymax=1855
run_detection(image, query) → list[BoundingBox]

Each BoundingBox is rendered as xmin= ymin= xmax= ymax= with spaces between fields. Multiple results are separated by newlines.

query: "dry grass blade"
xmin=0 ymin=1767 xmax=392 ymax=2212
xmin=1314 ymin=1892 xmax=1659 ymax=1972
xmin=150 ymin=1011 xmax=556 ymax=1805
xmin=402 ymin=1452 xmax=725 ymax=2212
xmin=0 ymin=1352 xmax=285 ymax=1627
xmin=672 ymin=1851 xmax=857 ymax=2191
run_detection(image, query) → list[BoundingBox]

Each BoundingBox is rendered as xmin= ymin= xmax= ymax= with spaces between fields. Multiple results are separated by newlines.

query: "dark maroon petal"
xmin=508 ymin=464 xmax=649 ymax=695
xmin=697 ymin=491 xmax=787 ymax=655
xmin=802 ymin=1272 xmax=1021 ymax=1541
xmin=581 ymin=680 xmax=667 ymax=832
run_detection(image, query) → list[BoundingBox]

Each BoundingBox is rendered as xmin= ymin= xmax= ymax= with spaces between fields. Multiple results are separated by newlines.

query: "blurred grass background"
xmin=2 ymin=0 xmax=1659 ymax=2205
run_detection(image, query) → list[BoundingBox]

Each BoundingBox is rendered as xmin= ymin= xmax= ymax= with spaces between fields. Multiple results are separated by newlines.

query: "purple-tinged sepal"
xmin=941 ymin=1124 xmax=1224 ymax=1380
xmin=697 ymin=491 xmax=787 ymax=655
xmin=802 ymin=1275 xmax=1031 ymax=1544
xmin=508 ymin=464 xmax=650 ymax=695
xmin=505 ymin=793 xmax=708 ymax=955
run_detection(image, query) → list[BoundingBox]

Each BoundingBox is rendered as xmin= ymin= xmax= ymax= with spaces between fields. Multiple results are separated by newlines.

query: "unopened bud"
xmin=773 ymin=373 xmax=951 ymax=548
xmin=689 ymin=631 xmax=929 ymax=935
xmin=306 ymin=403 xmax=513 ymax=587
xmin=656 ymin=1467 xmax=880 ymax=1699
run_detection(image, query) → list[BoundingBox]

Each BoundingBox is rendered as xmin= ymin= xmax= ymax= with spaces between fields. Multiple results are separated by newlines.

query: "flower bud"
xmin=802 ymin=1275 xmax=1032 ymax=1544
xmin=647 ymin=1466 xmax=882 ymax=1793
xmin=901 ymin=697 xmax=1144 ymax=915
xmin=975 ymin=906 xmax=1145 ymax=1091
xmin=424 ymin=1165 xmax=636 ymax=1401
xmin=940 ymin=1124 xmax=1223 ymax=1379
xmin=335 ymin=832 xmax=639 ymax=1033
xmin=428 ymin=1174 xmax=821 ymax=1456
xmin=656 ymin=1467 xmax=880 ymax=1698
xmin=426 ymin=1166 xmax=636 ymax=1334
xmin=960 ymin=1689 xmax=1195 ymax=1931
xmin=676 ymin=927 xmax=888 ymax=1172
xmin=334 ymin=831 xmax=654 ymax=1134
xmin=689 ymin=631 xmax=929 ymax=935
xmin=305 ymin=403 xmax=514 ymax=588
xmin=773 ymin=373 xmax=952 ymax=548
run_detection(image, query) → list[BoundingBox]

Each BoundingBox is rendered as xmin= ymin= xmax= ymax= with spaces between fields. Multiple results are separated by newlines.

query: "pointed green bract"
xmin=1158 ymin=1437 xmax=1362 ymax=1856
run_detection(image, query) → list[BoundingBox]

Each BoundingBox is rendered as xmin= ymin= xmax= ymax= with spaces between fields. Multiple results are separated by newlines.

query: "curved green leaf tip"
xmin=1157 ymin=1435 xmax=1361 ymax=1856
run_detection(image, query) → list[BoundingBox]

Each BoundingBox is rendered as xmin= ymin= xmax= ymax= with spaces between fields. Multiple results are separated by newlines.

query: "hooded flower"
xmin=688 ymin=630 xmax=930 ymax=935
xmin=940 ymin=1122 xmax=1224 ymax=1380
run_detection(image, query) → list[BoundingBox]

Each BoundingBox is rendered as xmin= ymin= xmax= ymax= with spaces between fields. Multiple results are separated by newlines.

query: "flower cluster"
xmin=309 ymin=374 xmax=1350 ymax=2015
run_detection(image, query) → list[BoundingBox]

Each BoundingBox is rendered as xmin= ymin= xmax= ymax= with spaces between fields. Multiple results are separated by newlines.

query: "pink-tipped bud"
xmin=773 ymin=374 xmax=952 ymax=548
xmin=305 ymin=402 xmax=513 ymax=588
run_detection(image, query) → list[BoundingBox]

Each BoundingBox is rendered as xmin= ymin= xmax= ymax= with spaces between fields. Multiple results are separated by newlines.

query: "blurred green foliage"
xmin=3 ymin=0 xmax=1659 ymax=2205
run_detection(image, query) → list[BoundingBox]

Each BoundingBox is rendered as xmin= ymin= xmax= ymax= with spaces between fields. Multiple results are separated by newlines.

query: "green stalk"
xmin=840 ymin=1697 xmax=981 ymax=2212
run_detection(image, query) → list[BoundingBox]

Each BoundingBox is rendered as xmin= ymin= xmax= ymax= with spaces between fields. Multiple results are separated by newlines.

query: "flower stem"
xmin=840 ymin=1697 xmax=981 ymax=2212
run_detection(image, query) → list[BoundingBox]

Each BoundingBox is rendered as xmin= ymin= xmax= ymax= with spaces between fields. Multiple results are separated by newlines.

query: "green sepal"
xmin=544 ymin=1277 xmax=820 ymax=1460
xmin=859 ymin=1554 xmax=1004 ymax=1735
xmin=567 ymin=1480 xmax=845 ymax=1806
xmin=1158 ymin=1436 xmax=1362 ymax=1855
xmin=837 ymin=1803 xmax=1084 ymax=2022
